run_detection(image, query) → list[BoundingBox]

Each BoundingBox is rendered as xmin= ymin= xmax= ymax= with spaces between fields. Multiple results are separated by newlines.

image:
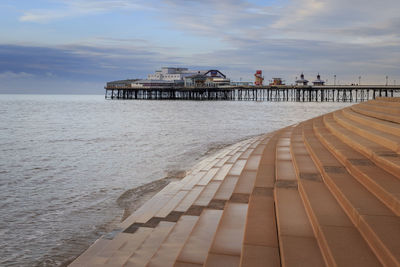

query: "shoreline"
xmin=117 ymin=172 xmax=186 ymax=222
xmin=116 ymin=134 xmax=260 ymax=222
xmin=61 ymin=134 xmax=261 ymax=266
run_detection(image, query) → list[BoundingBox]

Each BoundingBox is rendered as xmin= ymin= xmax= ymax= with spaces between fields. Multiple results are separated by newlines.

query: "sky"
xmin=0 ymin=0 xmax=399 ymax=94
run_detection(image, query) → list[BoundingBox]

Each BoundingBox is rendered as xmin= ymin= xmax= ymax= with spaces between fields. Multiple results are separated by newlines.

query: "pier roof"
xmin=70 ymin=97 xmax=400 ymax=267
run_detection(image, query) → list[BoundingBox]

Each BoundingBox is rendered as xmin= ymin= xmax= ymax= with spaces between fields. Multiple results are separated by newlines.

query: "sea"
xmin=0 ymin=94 xmax=352 ymax=266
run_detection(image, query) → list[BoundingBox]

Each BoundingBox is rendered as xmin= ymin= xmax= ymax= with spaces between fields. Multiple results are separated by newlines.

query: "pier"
xmin=105 ymin=85 xmax=400 ymax=102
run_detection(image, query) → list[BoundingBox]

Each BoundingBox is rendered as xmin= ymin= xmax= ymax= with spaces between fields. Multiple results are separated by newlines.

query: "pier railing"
xmin=104 ymin=85 xmax=400 ymax=102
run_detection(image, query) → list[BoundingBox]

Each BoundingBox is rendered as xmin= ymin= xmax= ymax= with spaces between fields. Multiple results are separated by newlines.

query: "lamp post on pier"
xmin=358 ymin=76 xmax=361 ymax=85
xmin=334 ymin=75 xmax=336 ymax=86
xmin=386 ymin=75 xmax=389 ymax=86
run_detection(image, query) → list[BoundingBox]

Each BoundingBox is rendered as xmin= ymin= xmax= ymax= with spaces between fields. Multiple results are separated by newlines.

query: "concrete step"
xmin=274 ymin=129 xmax=325 ymax=267
xmin=106 ymin=207 xmax=194 ymax=266
xmin=68 ymin=238 xmax=110 ymax=266
xmin=323 ymin=113 xmax=400 ymax=180
xmin=98 ymin=137 xmax=264 ymax=267
xmin=304 ymin=120 xmax=400 ymax=266
xmin=359 ymin=102 xmax=400 ymax=116
xmin=373 ymin=98 xmax=400 ymax=105
xmin=342 ymin=108 xmax=400 ymax=137
xmin=204 ymin=202 xmax=248 ymax=267
xmin=290 ymin=125 xmax=381 ymax=267
xmin=313 ymin=117 xmax=400 ymax=216
xmin=240 ymin=131 xmax=282 ymax=267
xmin=204 ymin=138 xmax=267 ymax=267
xmin=175 ymin=209 xmax=224 ymax=266
xmin=333 ymin=110 xmax=400 ymax=153
xmin=125 ymin=221 xmax=176 ymax=267
xmin=147 ymin=215 xmax=199 ymax=267
xmin=103 ymin=229 xmax=154 ymax=266
xmin=352 ymin=105 xmax=400 ymax=124
xmin=172 ymin=138 xmax=266 ymax=267
xmin=119 ymin=181 xmax=186 ymax=229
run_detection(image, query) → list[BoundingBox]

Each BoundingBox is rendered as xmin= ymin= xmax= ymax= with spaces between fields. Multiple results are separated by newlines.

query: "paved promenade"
xmin=70 ymin=98 xmax=400 ymax=267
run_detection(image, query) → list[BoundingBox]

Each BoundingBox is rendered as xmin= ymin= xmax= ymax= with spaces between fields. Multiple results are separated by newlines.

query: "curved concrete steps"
xmin=342 ymin=108 xmax=400 ymax=137
xmin=358 ymin=101 xmax=400 ymax=116
xmin=291 ymin=125 xmax=381 ymax=267
xmin=323 ymin=113 xmax=400 ymax=179
xmin=240 ymin=131 xmax=281 ymax=267
xmin=70 ymin=98 xmax=400 ymax=267
xmin=313 ymin=117 xmax=400 ymax=216
xmin=303 ymin=121 xmax=400 ymax=266
xmin=352 ymin=105 xmax=400 ymax=124
xmin=275 ymin=128 xmax=325 ymax=267
xmin=333 ymin=110 xmax=400 ymax=152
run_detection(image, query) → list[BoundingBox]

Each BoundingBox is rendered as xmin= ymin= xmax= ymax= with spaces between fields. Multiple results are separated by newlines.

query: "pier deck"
xmin=71 ymin=97 xmax=400 ymax=266
xmin=105 ymin=85 xmax=400 ymax=102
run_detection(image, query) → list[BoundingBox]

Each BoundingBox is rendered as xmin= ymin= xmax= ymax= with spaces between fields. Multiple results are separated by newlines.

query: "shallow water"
xmin=0 ymin=94 xmax=351 ymax=266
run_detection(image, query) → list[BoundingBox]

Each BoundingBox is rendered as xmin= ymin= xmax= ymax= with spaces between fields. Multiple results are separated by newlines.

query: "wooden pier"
xmin=105 ymin=85 xmax=400 ymax=102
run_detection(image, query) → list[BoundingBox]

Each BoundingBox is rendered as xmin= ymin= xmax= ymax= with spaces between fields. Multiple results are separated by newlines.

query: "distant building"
xmin=270 ymin=78 xmax=285 ymax=86
xmin=231 ymin=81 xmax=253 ymax=86
xmin=106 ymin=79 xmax=140 ymax=88
xmin=106 ymin=67 xmax=230 ymax=89
xmin=312 ymin=73 xmax=325 ymax=86
xmin=131 ymin=79 xmax=181 ymax=88
xmin=296 ymin=73 xmax=309 ymax=86
xmin=184 ymin=70 xmax=230 ymax=87
xmin=184 ymin=73 xmax=207 ymax=87
xmin=147 ymin=67 xmax=198 ymax=81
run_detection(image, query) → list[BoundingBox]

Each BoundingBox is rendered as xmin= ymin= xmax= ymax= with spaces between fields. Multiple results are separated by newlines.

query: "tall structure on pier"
xmin=313 ymin=73 xmax=325 ymax=86
xmin=296 ymin=73 xmax=309 ymax=86
xmin=254 ymin=70 xmax=264 ymax=86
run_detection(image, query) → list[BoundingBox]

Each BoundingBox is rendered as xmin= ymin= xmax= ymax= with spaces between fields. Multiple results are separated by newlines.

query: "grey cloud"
xmin=161 ymin=0 xmax=400 ymax=45
xmin=0 ymin=44 xmax=182 ymax=94
xmin=185 ymin=37 xmax=400 ymax=84
xmin=160 ymin=0 xmax=277 ymax=38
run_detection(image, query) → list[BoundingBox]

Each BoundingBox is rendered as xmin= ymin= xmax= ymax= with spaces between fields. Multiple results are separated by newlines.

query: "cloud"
xmin=4 ymin=0 xmax=400 ymax=92
xmin=0 ymin=71 xmax=35 ymax=79
xmin=160 ymin=0 xmax=277 ymax=38
xmin=19 ymin=0 xmax=152 ymax=23
xmin=0 ymin=43 xmax=161 ymax=93
xmin=0 ymin=43 xmax=183 ymax=92
xmin=159 ymin=0 xmax=400 ymax=46
xmin=272 ymin=0 xmax=325 ymax=29
xmin=182 ymin=36 xmax=400 ymax=85
xmin=266 ymin=0 xmax=400 ymax=44
xmin=20 ymin=10 xmax=70 ymax=23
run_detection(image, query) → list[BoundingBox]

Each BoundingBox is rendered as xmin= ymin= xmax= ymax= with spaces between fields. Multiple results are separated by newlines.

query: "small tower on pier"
xmin=254 ymin=70 xmax=264 ymax=86
xmin=313 ymin=73 xmax=325 ymax=86
xmin=296 ymin=73 xmax=309 ymax=86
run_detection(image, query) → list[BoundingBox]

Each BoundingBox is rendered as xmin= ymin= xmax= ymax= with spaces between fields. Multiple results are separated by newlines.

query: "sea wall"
xmin=70 ymin=98 xmax=400 ymax=267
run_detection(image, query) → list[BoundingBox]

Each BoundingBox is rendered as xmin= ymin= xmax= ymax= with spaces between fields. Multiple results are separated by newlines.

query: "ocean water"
xmin=0 ymin=94 xmax=351 ymax=266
